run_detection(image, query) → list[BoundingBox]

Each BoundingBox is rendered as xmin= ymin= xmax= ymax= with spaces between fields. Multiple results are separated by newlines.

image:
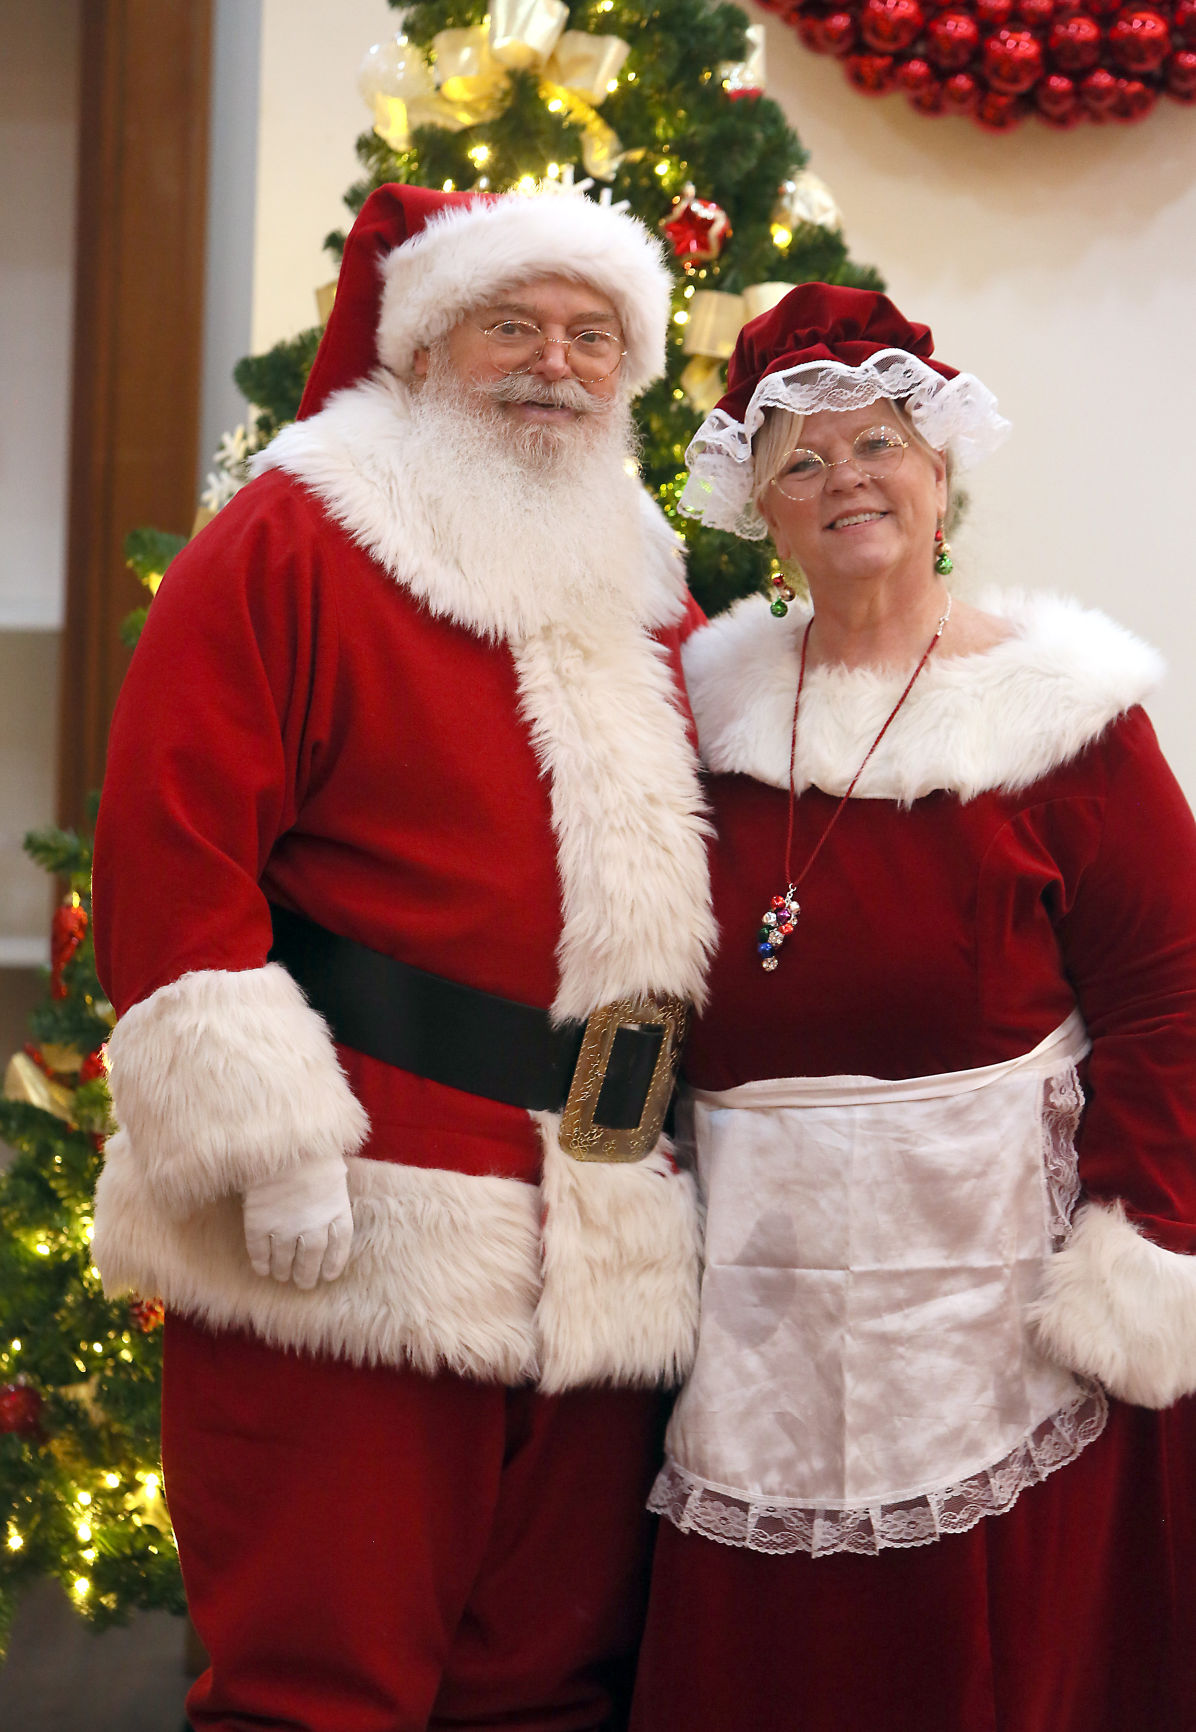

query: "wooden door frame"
xmin=59 ymin=0 xmax=213 ymax=826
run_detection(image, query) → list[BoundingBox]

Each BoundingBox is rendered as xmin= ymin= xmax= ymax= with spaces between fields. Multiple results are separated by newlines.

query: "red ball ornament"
xmin=846 ymin=50 xmax=899 ymax=88
xmin=1015 ymin=0 xmax=1056 ymax=27
xmin=976 ymin=0 xmax=1015 ymax=28
xmin=796 ymin=12 xmax=829 ymax=51
xmin=1112 ymin=70 xmax=1159 ymax=110
xmin=1035 ymin=71 xmax=1084 ymax=118
xmin=821 ymin=10 xmax=860 ymax=52
xmin=79 ymin=1047 xmax=107 ymax=1084
xmin=1108 ymin=7 xmax=1171 ymax=70
xmin=927 ymin=10 xmax=983 ymax=67
xmin=1080 ymin=63 xmax=1121 ymax=107
xmin=1167 ymin=46 xmax=1196 ymax=95
xmin=942 ymin=68 xmax=983 ymax=107
xmin=861 ymin=0 xmax=926 ymax=50
xmin=911 ymin=71 xmax=949 ymax=107
xmin=898 ymin=53 xmax=939 ymax=87
xmin=1049 ymin=12 xmax=1103 ymax=68
xmin=975 ymin=86 xmax=1027 ymax=122
xmin=130 ymin=1295 xmax=166 ymax=1333
xmin=659 ymin=187 xmax=731 ymax=271
xmin=0 ymin=1383 xmax=44 ymax=1437
xmin=50 ymin=901 xmax=89 ymax=1001
xmin=986 ymin=27 xmax=1045 ymax=88
xmin=1036 ymin=68 xmax=1079 ymax=108
xmin=1175 ymin=0 xmax=1196 ymax=45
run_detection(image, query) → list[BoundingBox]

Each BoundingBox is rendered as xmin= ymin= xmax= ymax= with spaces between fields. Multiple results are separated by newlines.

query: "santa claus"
xmin=91 ymin=183 xmax=714 ymax=1731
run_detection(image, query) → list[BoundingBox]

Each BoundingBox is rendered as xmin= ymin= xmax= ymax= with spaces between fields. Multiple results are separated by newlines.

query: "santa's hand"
xmin=242 ymin=1155 xmax=354 ymax=1289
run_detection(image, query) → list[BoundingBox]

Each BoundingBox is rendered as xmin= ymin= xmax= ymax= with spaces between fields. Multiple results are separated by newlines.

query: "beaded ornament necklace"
xmin=757 ymin=594 xmax=952 ymax=972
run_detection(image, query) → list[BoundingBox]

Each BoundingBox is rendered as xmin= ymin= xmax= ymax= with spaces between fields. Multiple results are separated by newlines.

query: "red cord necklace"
xmin=757 ymin=595 xmax=952 ymax=972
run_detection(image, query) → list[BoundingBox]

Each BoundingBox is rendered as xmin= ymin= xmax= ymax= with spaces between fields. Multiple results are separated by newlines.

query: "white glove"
xmin=242 ymin=1154 xmax=354 ymax=1289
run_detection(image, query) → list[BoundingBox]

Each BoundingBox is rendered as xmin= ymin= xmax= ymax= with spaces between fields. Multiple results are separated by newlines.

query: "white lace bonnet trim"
xmin=678 ymin=349 xmax=1011 ymax=540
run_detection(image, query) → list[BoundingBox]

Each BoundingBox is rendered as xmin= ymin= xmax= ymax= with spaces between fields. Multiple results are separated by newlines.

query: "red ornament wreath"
xmin=760 ymin=0 xmax=1196 ymax=127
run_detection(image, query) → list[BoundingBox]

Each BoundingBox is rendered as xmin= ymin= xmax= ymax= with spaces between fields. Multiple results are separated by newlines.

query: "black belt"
xmin=267 ymin=905 xmax=688 ymax=1161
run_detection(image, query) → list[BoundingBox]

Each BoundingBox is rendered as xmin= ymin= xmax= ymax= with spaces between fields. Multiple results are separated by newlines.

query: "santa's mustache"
xmin=479 ymin=371 xmax=611 ymax=415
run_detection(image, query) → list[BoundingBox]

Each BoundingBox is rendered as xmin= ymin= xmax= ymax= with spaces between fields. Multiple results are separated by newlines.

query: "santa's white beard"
xmin=401 ymin=353 xmax=653 ymax=634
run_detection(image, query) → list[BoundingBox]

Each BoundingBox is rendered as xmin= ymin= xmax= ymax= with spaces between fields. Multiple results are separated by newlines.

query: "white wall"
xmin=753 ymin=9 xmax=1196 ymax=795
xmin=199 ymin=0 xmax=263 ymax=491
xmin=251 ymin=0 xmax=398 ymax=352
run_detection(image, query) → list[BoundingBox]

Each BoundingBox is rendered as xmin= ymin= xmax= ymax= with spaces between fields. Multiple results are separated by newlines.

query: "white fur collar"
xmin=683 ymin=590 xmax=1163 ymax=802
xmin=255 ymin=371 xmax=688 ymax=644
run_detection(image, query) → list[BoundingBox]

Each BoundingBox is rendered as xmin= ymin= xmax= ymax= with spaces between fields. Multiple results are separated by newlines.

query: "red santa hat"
xmin=679 ymin=281 xmax=1010 ymax=540
xmin=299 ymin=181 xmax=673 ymax=419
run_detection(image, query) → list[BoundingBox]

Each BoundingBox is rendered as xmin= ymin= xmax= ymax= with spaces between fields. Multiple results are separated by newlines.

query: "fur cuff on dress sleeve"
xmin=1030 ymin=1201 xmax=1196 ymax=1409
xmin=104 ymin=963 xmax=370 ymax=1217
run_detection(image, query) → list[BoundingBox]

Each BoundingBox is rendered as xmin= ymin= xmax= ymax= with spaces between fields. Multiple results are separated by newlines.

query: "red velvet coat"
xmin=632 ymin=590 xmax=1196 ymax=1732
xmin=91 ymin=375 xmax=714 ymax=1393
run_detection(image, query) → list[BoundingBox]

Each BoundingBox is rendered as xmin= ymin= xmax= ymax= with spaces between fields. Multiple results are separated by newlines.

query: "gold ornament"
xmin=719 ymin=24 xmax=766 ymax=96
xmin=679 ymin=355 xmax=727 ymax=414
xmin=358 ymin=36 xmax=436 ymax=108
xmin=547 ymin=31 xmax=631 ymax=102
xmin=538 ymin=33 xmax=630 ymax=180
xmin=681 ymin=289 xmax=745 ymax=359
xmin=315 ymin=280 xmax=337 ymax=327
xmin=367 ymin=14 xmax=632 ymax=182
xmin=3 ymin=1051 xmax=76 ymax=1122
xmin=773 ymin=169 xmax=843 ymax=235
xmin=434 ymin=25 xmax=508 ymax=101
xmin=372 ymin=28 xmax=507 ymax=150
xmin=489 ymin=0 xmax=569 ymax=70
xmin=742 ymin=282 xmax=796 ymax=321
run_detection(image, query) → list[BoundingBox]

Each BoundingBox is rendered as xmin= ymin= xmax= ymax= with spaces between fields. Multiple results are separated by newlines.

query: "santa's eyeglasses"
xmin=475 ymin=320 xmax=626 ymax=381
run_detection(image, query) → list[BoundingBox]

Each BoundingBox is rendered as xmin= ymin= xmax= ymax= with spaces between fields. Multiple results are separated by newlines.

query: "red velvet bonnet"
xmin=680 ymin=280 xmax=1008 ymax=541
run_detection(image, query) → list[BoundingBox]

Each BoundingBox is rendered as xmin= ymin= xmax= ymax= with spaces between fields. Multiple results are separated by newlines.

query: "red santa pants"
xmin=163 ymin=1313 xmax=664 ymax=1732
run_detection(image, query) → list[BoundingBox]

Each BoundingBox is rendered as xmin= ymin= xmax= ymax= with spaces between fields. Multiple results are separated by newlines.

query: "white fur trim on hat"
xmin=1030 ymin=1201 xmax=1196 ymax=1409
xmin=103 ymin=963 xmax=370 ymax=1217
xmin=376 ymin=192 xmax=673 ymax=395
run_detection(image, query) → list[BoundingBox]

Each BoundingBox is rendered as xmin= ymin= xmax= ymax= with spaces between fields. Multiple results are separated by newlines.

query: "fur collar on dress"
xmin=683 ymin=589 xmax=1164 ymax=802
xmin=255 ymin=370 xmax=688 ymax=644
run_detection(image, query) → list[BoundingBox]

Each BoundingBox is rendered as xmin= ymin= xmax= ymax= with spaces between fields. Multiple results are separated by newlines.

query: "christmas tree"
xmin=0 ymin=0 xmax=882 ymax=1649
xmin=235 ymin=0 xmax=882 ymax=615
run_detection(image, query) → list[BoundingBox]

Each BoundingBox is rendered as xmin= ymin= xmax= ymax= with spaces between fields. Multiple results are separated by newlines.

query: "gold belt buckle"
xmin=558 ymin=994 xmax=690 ymax=1163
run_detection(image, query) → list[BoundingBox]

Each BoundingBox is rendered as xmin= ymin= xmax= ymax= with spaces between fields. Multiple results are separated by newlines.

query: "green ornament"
xmin=935 ymin=552 xmax=954 ymax=576
xmin=770 ymin=598 xmax=789 ymax=618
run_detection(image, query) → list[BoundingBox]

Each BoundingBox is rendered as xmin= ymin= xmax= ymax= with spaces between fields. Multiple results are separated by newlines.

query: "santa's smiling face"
xmin=411 ymin=274 xmax=626 ymax=443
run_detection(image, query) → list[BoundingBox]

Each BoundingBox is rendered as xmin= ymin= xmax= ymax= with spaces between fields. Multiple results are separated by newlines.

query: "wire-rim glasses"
xmin=770 ymin=425 xmax=909 ymax=500
xmin=476 ymin=320 xmax=626 ymax=381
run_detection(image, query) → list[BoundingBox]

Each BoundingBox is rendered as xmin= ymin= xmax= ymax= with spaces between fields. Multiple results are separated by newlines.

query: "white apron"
xmin=650 ymin=1013 xmax=1108 ymax=1556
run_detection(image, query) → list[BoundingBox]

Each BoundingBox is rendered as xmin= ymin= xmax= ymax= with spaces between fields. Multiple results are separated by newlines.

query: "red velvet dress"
xmin=631 ymin=593 xmax=1196 ymax=1732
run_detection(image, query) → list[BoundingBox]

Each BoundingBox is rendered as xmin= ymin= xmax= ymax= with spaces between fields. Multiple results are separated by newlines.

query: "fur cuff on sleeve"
xmin=1030 ymin=1201 xmax=1196 ymax=1409
xmin=104 ymin=963 xmax=370 ymax=1217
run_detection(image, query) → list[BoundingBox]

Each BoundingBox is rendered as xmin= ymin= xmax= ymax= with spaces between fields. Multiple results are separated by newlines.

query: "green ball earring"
xmin=934 ymin=525 xmax=954 ymax=578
